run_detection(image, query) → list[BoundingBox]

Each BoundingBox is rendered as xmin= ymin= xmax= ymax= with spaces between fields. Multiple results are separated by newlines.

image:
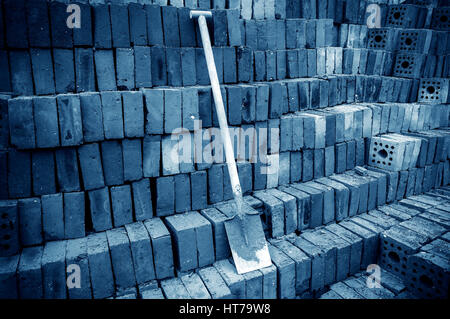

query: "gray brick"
xmin=57 ymin=95 xmax=83 ymax=147
xmin=110 ymin=185 xmax=133 ymax=227
xmin=42 ymin=241 xmax=66 ymax=299
xmin=80 ymin=93 xmax=104 ymax=143
xmin=64 ymin=192 xmax=85 ymax=239
xmin=106 ymin=227 xmax=136 ymax=290
xmin=87 ymin=232 xmax=114 ymax=299
xmin=144 ymin=218 xmax=174 ymax=280
xmin=18 ymin=246 xmax=43 ymax=299
xmin=88 ymin=187 xmax=113 ymax=232
xmin=78 ymin=143 xmax=105 ymax=190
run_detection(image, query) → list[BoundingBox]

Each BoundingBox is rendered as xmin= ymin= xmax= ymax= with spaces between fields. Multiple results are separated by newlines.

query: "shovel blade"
xmin=224 ymin=214 xmax=272 ymax=274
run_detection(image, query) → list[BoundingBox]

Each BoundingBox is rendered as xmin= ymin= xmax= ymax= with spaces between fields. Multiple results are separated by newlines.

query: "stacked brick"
xmin=0 ymin=0 xmax=449 ymax=299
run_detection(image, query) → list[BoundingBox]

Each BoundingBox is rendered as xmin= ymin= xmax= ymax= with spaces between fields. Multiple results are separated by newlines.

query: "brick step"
xmin=319 ymin=268 xmax=412 ymax=299
xmin=3 ymin=80 xmax=449 ymax=150
xmin=0 ymin=171 xmax=448 ymax=299
xmin=2 ymin=100 xmax=448 ymax=197
xmin=2 ymin=36 xmax=449 ymax=95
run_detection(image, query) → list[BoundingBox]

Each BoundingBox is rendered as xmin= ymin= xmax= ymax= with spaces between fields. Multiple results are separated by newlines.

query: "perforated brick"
xmin=369 ymin=136 xmax=407 ymax=171
xmin=0 ymin=201 xmax=19 ymax=257
xmin=367 ymin=28 xmax=397 ymax=50
xmin=386 ymin=5 xmax=423 ymax=28
xmin=393 ymin=52 xmax=425 ymax=78
xmin=418 ymin=78 xmax=449 ymax=103
xmin=431 ymin=7 xmax=450 ymax=30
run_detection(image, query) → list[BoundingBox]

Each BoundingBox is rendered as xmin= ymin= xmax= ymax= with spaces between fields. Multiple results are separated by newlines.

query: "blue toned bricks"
xmin=18 ymin=246 xmax=43 ymax=299
xmin=175 ymin=174 xmax=191 ymax=213
xmin=93 ymin=5 xmax=112 ymax=49
xmin=57 ymin=94 xmax=83 ymax=147
xmin=32 ymin=150 xmax=56 ymax=196
xmin=156 ymin=176 xmax=175 ymax=217
xmin=122 ymin=139 xmax=143 ymax=182
xmin=151 ymin=46 xmax=167 ymax=86
xmin=164 ymin=89 xmax=182 ymax=134
xmin=64 ymin=192 xmax=85 ymax=239
xmin=94 ymin=50 xmax=117 ymax=91
xmin=41 ymin=194 xmax=64 ymax=242
xmin=125 ymin=222 xmax=156 ymax=284
xmin=80 ymin=93 xmax=104 ymax=143
xmin=116 ymin=48 xmax=135 ymax=90
xmin=134 ymin=46 xmax=152 ymax=88
xmin=208 ymin=164 xmax=224 ymax=204
xmin=110 ymin=5 xmax=130 ymax=48
xmin=8 ymin=97 xmax=36 ymax=149
xmin=131 ymin=179 xmax=153 ymax=221
xmin=122 ymin=91 xmax=144 ymax=138
xmin=4 ymin=0 xmax=28 ymax=48
xmin=196 ymin=48 xmax=210 ymax=85
xmin=73 ymin=2 xmax=92 ymax=46
xmin=191 ymin=170 xmax=208 ymax=210
xmin=34 ymin=96 xmax=60 ymax=148
xmin=18 ymin=198 xmax=42 ymax=246
xmin=238 ymin=47 xmax=253 ymax=83
xmin=53 ymin=49 xmax=75 ymax=94
xmin=0 ymin=255 xmax=20 ymax=299
xmin=9 ymin=51 xmax=33 ymax=95
xmin=181 ymin=48 xmax=197 ymax=86
xmin=49 ymin=1 xmax=72 ymax=48
xmin=0 ymin=201 xmax=19 ymax=257
xmin=146 ymin=5 xmax=164 ymax=46
xmin=66 ymin=237 xmax=91 ymax=299
xmin=182 ymin=88 xmax=199 ymax=131
xmin=143 ymin=89 xmax=164 ymax=134
xmin=129 ymin=3 xmax=147 ymax=46
xmin=101 ymin=140 xmax=124 ymax=186
xmin=143 ymin=135 xmax=161 ymax=178
xmin=8 ymin=150 xmax=31 ymax=199
xmin=201 ymin=207 xmax=230 ymax=261
xmin=101 ymin=91 xmax=124 ymax=140
xmin=144 ymin=218 xmax=174 ymax=280
xmin=162 ymin=6 xmax=180 ymax=47
xmin=227 ymin=9 xmax=242 ymax=46
xmin=88 ymin=187 xmax=113 ymax=232
xmin=55 ymin=148 xmax=80 ymax=192
xmin=214 ymin=10 xmax=228 ymax=46
xmin=30 ymin=0 xmax=54 ymax=48
xmin=42 ymin=241 xmax=67 ymax=299
xmin=166 ymin=48 xmax=182 ymax=87
xmin=165 ymin=212 xmax=198 ymax=272
xmin=223 ymin=47 xmax=237 ymax=84
xmin=78 ymin=143 xmax=105 ymax=190
xmin=30 ymin=49 xmax=55 ymax=95
xmin=178 ymin=8 xmax=196 ymax=47
xmin=75 ymin=48 xmax=95 ymax=93
xmin=110 ymin=185 xmax=133 ymax=227
xmin=87 ymin=232 xmax=115 ymax=299
xmin=106 ymin=227 xmax=136 ymax=291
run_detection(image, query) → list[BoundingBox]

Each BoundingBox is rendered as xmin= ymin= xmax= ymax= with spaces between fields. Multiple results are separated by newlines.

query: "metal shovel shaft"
xmin=195 ymin=15 xmax=246 ymax=222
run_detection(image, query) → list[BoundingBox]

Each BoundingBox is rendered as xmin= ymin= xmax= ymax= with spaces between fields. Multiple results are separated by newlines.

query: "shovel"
xmin=190 ymin=10 xmax=272 ymax=274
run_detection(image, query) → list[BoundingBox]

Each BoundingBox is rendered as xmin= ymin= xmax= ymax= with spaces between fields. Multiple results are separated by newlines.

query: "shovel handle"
xmin=195 ymin=14 xmax=245 ymax=219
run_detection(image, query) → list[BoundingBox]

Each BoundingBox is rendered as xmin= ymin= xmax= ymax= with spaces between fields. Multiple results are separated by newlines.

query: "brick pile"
xmin=0 ymin=0 xmax=448 ymax=299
